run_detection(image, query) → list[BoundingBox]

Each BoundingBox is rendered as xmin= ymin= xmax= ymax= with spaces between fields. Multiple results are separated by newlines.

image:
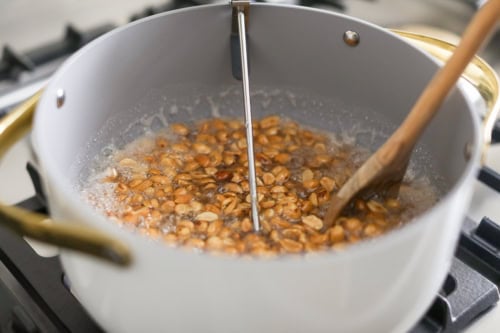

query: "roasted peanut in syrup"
xmin=84 ymin=116 xmax=437 ymax=256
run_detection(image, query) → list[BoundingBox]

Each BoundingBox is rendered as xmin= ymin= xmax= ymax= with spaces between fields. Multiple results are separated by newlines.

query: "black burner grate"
xmin=410 ymin=216 xmax=500 ymax=333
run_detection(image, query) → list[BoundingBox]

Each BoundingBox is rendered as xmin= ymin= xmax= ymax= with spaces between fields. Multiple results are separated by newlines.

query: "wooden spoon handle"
xmin=391 ymin=0 xmax=500 ymax=148
xmin=323 ymin=1 xmax=500 ymax=228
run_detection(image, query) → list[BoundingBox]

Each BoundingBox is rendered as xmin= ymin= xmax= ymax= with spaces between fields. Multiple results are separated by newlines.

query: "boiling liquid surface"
xmin=82 ymin=115 xmax=439 ymax=256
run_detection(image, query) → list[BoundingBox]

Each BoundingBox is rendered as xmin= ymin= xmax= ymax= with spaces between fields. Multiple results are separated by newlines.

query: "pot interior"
xmin=34 ymin=4 xmax=479 ymax=220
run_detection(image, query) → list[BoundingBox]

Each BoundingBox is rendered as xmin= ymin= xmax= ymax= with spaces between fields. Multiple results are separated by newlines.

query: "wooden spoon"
xmin=323 ymin=0 xmax=500 ymax=228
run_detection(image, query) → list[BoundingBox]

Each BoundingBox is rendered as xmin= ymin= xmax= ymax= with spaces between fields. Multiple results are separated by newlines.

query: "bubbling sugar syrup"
xmin=77 ymin=85 xmax=445 ymax=254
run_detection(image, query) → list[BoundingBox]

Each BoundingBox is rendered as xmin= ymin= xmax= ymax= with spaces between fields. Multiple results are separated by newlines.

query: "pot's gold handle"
xmin=0 ymin=90 xmax=132 ymax=266
xmin=392 ymin=29 xmax=500 ymax=164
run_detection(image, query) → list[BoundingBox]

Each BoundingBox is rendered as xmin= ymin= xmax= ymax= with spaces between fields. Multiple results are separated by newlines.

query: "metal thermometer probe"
xmin=231 ymin=0 xmax=260 ymax=232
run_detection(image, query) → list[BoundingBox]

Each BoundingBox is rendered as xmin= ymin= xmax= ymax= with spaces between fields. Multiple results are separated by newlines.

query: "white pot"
xmin=20 ymin=3 xmax=497 ymax=333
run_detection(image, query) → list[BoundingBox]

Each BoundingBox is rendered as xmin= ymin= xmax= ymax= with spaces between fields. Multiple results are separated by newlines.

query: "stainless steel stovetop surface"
xmin=0 ymin=1 xmax=499 ymax=332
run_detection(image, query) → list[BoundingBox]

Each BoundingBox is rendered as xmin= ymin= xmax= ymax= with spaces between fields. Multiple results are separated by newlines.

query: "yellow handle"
xmin=0 ymin=90 xmax=132 ymax=266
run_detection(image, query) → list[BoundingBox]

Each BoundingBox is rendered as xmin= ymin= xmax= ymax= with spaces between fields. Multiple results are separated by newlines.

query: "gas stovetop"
xmin=0 ymin=1 xmax=500 ymax=332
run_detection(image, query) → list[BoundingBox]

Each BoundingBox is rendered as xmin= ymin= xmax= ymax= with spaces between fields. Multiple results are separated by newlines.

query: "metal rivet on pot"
xmin=56 ymin=89 xmax=65 ymax=108
xmin=464 ymin=142 xmax=472 ymax=161
xmin=343 ymin=30 xmax=360 ymax=47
